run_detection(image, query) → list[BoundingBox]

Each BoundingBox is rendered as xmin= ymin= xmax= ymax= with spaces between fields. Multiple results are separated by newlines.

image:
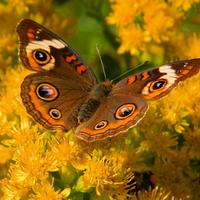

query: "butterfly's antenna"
xmin=96 ymin=44 xmax=107 ymax=81
xmin=111 ymin=61 xmax=149 ymax=82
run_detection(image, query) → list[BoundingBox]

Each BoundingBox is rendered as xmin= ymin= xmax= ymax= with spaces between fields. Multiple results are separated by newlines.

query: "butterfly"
xmin=16 ymin=19 xmax=200 ymax=142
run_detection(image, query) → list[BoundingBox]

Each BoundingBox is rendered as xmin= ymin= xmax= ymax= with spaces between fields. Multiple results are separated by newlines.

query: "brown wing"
xmin=75 ymin=94 xmax=148 ymax=141
xmin=16 ymin=19 xmax=97 ymax=85
xmin=75 ymin=59 xmax=200 ymax=141
xmin=21 ymin=73 xmax=91 ymax=131
xmin=113 ymin=59 xmax=200 ymax=101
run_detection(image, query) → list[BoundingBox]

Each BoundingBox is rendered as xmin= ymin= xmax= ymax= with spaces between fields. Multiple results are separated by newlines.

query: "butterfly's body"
xmin=16 ymin=19 xmax=200 ymax=142
xmin=78 ymin=82 xmax=112 ymax=123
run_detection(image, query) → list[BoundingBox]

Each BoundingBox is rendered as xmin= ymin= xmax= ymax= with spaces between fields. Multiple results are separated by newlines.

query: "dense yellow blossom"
xmin=29 ymin=179 xmax=71 ymax=200
xmin=0 ymin=0 xmax=200 ymax=199
xmin=107 ymin=0 xmax=200 ymax=63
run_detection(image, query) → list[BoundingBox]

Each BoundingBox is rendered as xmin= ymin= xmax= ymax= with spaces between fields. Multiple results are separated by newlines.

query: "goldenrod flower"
xmin=168 ymin=0 xmax=200 ymax=11
xmin=139 ymin=124 xmax=178 ymax=158
xmin=182 ymin=127 xmax=200 ymax=159
xmin=1 ymin=0 xmax=200 ymax=199
xmin=107 ymin=0 xmax=200 ymax=62
xmin=29 ymin=179 xmax=71 ymax=200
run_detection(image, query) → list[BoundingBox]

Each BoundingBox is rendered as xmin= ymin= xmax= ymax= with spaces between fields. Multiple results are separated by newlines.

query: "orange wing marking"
xmin=76 ymin=64 xmax=87 ymax=74
xmin=65 ymin=54 xmax=77 ymax=63
xmin=127 ymin=76 xmax=136 ymax=85
xmin=141 ymin=71 xmax=150 ymax=80
xmin=179 ymin=66 xmax=193 ymax=75
xmin=27 ymin=29 xmax=36 ymax=41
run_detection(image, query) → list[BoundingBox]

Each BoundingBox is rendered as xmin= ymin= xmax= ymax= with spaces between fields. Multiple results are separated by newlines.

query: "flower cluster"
xmin=0 ymin=0 xmax=200 ymax=200
xmin=107 ymin=0 xmax=200 ymax=63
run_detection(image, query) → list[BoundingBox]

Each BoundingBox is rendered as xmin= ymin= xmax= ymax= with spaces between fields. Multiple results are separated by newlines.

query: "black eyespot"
xmin=35 ymin=51 xmax=47 ymax=61
xmin=52 ymin=111 xmax=59 ymax=118
xmin=152 ymin=80 xmax=166 ymax=90
xmin=115 ymin=104 xmax=136 ymax=119
xmin=33 ymin=50 xmax=50 ymax=64
xmin=120 ymin=107 xmax=133 ymax=117
xmin=97 ymin=122 xmax=105 ymax=128
xmin=36 ymin=83 xmax=59 ymax=101
xmin=94 ymin=121 xmax=108 ymax=130
xmin=38 ymin=86 xmax=51 ymax=97
xmin=49 ymin=109 xmax=61 ymax=119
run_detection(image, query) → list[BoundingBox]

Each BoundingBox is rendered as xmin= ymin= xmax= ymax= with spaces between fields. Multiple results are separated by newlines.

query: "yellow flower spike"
xmin=140 ymin=124 xmax=178 ymax=158
xmin=1 ymin=178 xmax=30 ymax=200
xmin=117 ymin=24 xmax=149 ymax=55
xmin=75 ymin=154 xmax=120 ymax=195
xmin=0 ymin=111 xmax=14 ymax=136
xmin=182 ymin=127 xmax=200 ymax=159
xmin=158 ymin=95 xmax=190 ymax=133
xmin=0 ymin=66 xmax=30 ymax=120
xmin=168 ymin=0 xmax=200 ymax=11
xmin=47 ymin=136 xmax=80 ymax=167
xmin=153 ymin=152 xmax=193 ymax=198
xmin=132 ymin=186 xmax=172 ymax=200
xmin=75 ymin=177 xmax=93 ymax=193
xmin=29 ymin=178 xmax=71 ymax=200
xmin=136 ymin=101 xmax=159 ymax=133
xmin=180 ymin=74 xmax=200 ymax=126
xmin=143 ymin=0 xmax=175 ymax=43
xmin=11 ymin=141 xmax=50 ymax=183
xmin=2 ymin=120 xmax=47 ymax=148
xmin=107 ymin=0 xmax=200 ymax=61
xmin=0 ymin=145 xmax=12 ymax=164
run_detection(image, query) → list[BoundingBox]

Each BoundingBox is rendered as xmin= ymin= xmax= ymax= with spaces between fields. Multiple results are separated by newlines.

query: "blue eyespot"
xmin=152 ymin=80 xmax=166 ymax=90
xmin=36 ymin=83 xmax=59 ymax=101
xmin=49 ymin=108 xmax=61 ymax=119
xmin=94 ymin=121 xmax=108 ymax=130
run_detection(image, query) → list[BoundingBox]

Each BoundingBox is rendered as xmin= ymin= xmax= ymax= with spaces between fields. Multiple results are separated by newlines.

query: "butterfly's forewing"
xmin=114 ymin=59 xmax=200 ymax=100
xmin=16 ymin=19 xmax=97 ymax=85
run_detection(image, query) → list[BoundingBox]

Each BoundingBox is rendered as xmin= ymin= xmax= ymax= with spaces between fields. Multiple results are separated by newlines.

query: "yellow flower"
xmin=143 ymin=0 xmax=176 ymax=43
xmin=1 ymin=0 xmax=200 ymax=199
xmin=107 ymin=0 xmax=200 ymax=62
xmin=117 ymin=24 xmax=150 ymax=55
xmin=131 ymin=186 xmax=174 ymax=200
xmin=46 ymin=135 xmax=80 ymax=167
xmin=153 ymin=150 xmax=194 ymax=198
xmin=139 ymin=124 xmax=178 ymax=158
xmin=168 ymin=0 xmax=200 ymax=11
xmin=29 ymin=179 xmax=71 ymax=200
xmin=1 ymin=178 xmax=30 ymax=200
xmin=11 ymin=140 xmax=57 ymax=184
xmin=76 ymin=154 xmax=118 ymax=193
xmin=182 ymin=127 xmax=200 ymax=159
xmin=74 ymin=152 xmax=127 ymax=198
xmin=0 ymin=145 xmax=12 ymax=164
xmin=159 ymin=97 xmax=190 ymax=133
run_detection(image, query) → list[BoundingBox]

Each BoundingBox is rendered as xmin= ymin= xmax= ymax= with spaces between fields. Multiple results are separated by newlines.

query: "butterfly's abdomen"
xmin=78 ymin=82 xmax=112 ymax=123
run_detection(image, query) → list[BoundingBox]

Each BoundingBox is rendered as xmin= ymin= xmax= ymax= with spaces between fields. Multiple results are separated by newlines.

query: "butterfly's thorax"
xmin=78 ymin=82 xmax=112 ymax=123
